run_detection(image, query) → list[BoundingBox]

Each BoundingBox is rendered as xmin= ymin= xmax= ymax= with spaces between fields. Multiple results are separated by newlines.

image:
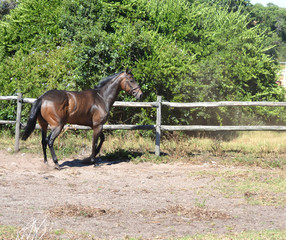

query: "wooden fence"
xmin=1 ymin=94 xmax=286 ymax=156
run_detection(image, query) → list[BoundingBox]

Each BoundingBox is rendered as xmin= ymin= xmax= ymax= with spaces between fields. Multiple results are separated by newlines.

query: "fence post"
xmin=155 ymin=96 xmax=162 ymax=156
xmin=14 ymin=93 xmax=22 ymax=152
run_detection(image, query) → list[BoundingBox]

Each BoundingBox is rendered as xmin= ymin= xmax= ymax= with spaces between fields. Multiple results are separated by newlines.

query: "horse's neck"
xmin=99 ymin=79 xmax=121 ymax=110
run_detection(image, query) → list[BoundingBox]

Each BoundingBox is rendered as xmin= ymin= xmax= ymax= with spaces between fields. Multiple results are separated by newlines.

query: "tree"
xmin=0 ymin=0 xmax=284 ymax=126
xmin=249 ymin=3 xmax=286 ymax=61
xmin=0 ymin=0 xmax=17 ymax=19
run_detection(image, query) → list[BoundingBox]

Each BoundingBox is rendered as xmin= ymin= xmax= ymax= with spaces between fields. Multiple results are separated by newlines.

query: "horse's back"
xmin=66 ymin=89 xmax=99 ymax=126
xmin=39 ymin=89 xmax=103 ymax=127
xmin=41 ymin=89 xmax=67 ymax=102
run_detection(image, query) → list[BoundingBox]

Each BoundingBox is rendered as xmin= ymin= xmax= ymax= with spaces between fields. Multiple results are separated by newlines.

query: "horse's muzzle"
xmin=134 ymin=89 xmax=143 ymax=100
xmin=137 ymin=92 xmax=143 ymax=100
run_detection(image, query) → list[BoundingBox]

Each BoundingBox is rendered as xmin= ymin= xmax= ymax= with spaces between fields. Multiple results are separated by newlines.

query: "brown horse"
xmin=22 ymin=69 xmax=143 ymax=169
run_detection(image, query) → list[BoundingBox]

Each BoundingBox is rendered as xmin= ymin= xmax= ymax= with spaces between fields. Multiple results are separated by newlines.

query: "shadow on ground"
xmin=59 ymin=149 xmax=144 ymax=168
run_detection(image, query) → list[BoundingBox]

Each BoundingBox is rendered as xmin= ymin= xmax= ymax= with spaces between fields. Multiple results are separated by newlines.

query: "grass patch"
xmin=1 ymin=130 xmax=286 ymax=168
xmin=181 ymin=229 xmax=286 ymax=240
xmin=220 ymin=171 xmax=286 ymax=206
xmin=0 ymin=225 xmax=18 ymax=239
xmin=189 ymin=168 xmax=286 ymax=206
xmin=0 ymin=223 xmax=93 ymax=240
xmin=1 ymin=224 xmax=284 ymax=240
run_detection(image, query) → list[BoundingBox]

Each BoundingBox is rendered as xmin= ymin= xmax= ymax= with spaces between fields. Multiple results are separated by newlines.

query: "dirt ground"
xmin=0 ymin=149 xmax=285 ymax=239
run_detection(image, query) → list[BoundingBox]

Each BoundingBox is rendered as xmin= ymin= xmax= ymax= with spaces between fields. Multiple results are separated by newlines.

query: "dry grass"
xmin=48 ymin=203 xmax=115 ymax=218
xmin=221 ymin=131 xmax=286 ymax=155
xmin=161 ymin=131 xmax=286 ymax=156
xmin=16 ymin=218 xmax=49 ymax=240
xmin=153 ymin=205 xmax=230 ymax=221
xmin=1 ymin=130 xmax=286 ymax=168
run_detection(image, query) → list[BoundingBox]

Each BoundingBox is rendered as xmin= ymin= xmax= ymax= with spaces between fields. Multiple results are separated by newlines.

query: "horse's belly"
xmin=67 ymin=114 xmax=92 ymax=127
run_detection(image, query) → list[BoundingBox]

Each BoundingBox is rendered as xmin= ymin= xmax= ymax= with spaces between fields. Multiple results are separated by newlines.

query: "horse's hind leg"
xmin=38 ymin=117 xmax=48 ymax=164
xmin=47 ymin=125 xmax=64 ymax=169
xmin=42 ymin=129 xmax=48 ymax=164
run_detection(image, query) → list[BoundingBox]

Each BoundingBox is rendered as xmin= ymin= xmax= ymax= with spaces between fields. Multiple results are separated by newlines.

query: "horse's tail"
xmin=22 ymin=98 xmax=42 ymax=140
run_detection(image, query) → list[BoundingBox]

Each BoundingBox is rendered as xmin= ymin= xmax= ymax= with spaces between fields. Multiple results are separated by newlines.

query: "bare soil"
xmin=0 ymin=149 xmax=285 ymax=239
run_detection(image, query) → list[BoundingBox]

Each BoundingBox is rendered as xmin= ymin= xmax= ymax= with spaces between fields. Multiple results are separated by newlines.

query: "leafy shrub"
xmin=0 ymin=0 xmax=285 ymax=127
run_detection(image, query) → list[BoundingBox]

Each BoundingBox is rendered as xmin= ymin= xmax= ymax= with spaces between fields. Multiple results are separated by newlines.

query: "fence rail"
xmin=163 ymin=101 xmax=286 ymax=108
xmin=1 ymin=94 xmax=286 ymax=156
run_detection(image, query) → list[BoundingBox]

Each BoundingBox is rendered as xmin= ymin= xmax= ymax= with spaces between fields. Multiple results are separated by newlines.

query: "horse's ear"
xmin=125 ymin=67 xmax=131 ymax=74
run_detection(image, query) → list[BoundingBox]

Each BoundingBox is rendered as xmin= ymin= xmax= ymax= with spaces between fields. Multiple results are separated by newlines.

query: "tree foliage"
xmin=0 ymin=0 xmax=16 ymax=19
xmin=249 ymin=3 xmax=286 ymax=62
xmin=0 ymin=0 xmax=286 ymax=126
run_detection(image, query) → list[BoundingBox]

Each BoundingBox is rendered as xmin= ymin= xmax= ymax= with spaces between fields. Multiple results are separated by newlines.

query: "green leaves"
xmin=0 ymin=0 xmax=62 ymax=58
xmin=0 ymin=0 xmax=285 ymax=126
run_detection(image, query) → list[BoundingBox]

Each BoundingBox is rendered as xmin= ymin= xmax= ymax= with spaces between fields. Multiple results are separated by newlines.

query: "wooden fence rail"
xmin=1 ymin=94 xmax=286 ymax=156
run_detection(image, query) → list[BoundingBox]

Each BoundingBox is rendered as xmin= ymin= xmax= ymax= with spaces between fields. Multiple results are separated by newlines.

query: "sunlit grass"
xmin=161 ymin=131 xmax=286 ymax=156
xmin=1 ymin=129 xmax=286 ymax=168
xmin=222 ymin=131 xmax=286 ymax=155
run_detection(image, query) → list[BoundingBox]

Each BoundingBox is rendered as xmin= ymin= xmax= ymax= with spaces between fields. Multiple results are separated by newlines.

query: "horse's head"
xmin=120 ymin=68 xmax=143 ymax=100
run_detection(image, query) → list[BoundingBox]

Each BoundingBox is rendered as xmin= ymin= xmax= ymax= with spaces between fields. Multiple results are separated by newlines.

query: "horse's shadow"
xmin=59 ymin=150 xmax=143 ymax=168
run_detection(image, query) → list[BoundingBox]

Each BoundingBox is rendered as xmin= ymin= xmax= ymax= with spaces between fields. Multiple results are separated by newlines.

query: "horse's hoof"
xmin=94 ymin=163 xmax=102 ymax=168
xmin=54 ymin=164 xmax=61 ymax=170
xmin=90 ymin=157 xmax=96 ymax=164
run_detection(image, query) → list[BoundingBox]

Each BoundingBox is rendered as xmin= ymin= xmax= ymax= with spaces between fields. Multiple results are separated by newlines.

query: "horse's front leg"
xmin=91 ymin=125 xmax=104 ymax=166
xmin=96 ymin=132 xmax=105 ymax=156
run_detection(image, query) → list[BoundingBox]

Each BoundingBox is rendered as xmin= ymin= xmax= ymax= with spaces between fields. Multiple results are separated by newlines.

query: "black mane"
xmin=95 ymin=71 xmax=123 ymax=89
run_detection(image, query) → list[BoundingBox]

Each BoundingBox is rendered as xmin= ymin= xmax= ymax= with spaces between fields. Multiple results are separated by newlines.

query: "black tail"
xmin=22 ymin=98 xmax=42 ymax=140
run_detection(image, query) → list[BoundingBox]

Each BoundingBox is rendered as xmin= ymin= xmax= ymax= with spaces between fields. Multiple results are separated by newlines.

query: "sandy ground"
xmin=0 ymin=149 xmax=285 ymax=239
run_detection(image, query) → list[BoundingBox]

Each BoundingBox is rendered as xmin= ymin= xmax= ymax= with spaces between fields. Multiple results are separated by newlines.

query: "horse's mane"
xmin=95 ymin=71 xmax=123 ymax=89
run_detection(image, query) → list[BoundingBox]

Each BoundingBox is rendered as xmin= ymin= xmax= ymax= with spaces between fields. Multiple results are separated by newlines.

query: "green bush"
xmin=0 ymin=0 xmax=285 ymax=127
